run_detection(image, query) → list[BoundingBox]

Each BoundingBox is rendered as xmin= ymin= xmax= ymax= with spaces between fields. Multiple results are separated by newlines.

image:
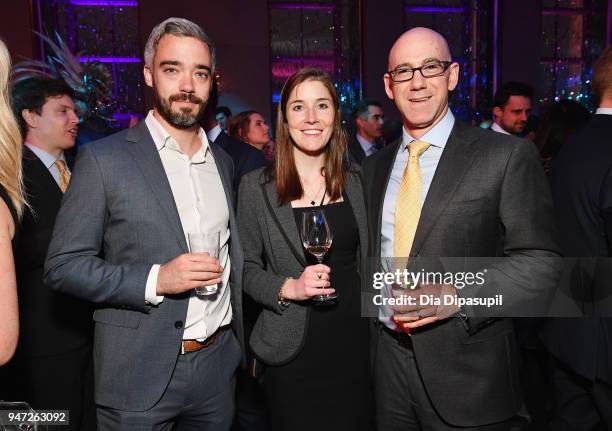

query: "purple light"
xmin=270 ymin=3 xmax=335 ymax=10
xmin=404 ymin=6 xmax=464 ymax=13
xmin=274 ymin=57 xmax=334 ymax=64
xmin=79 ymin=56 xmax=141 ymax=63
xmin=113 ymin=112 xmax=143 ymax=120
xmin=69 ymin=0 xmax=138 ymax=6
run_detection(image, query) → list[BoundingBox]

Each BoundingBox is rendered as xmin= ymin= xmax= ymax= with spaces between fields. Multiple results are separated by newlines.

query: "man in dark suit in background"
xmin=540 ymin=47 xmax=612 ymax=430
xmin=10 ymin=77 xmax=94 ymax=430
xmin=348 ymin=99 xmax=385 ymax=165
xmin=362 ymin=27 xmax=560 ymax=430
xmin=203 ymin=78 xmax=267 ymax=191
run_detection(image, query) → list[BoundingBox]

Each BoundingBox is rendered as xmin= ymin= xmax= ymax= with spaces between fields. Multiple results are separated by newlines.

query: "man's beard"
xmin=154 ymin=90 xmax=207 ymax=129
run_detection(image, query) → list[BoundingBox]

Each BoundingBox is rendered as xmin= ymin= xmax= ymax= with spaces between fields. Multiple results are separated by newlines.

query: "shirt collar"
xmin=145 ymin=110 xmax=209 ymax=157
xmin=401 ymin=109 xmax=455 ymax=151
xmin=206 ymin=124 xmax=223 ymax=143
xmin=356 ymin=133 xmax=376 ymax=153
xmin=25 ymin=142 xmax=66 ymax=170
xmin=491 ymin=122 xmax=511 ymax=135
xmin=595 ymin=107 xmax=612 ymax=115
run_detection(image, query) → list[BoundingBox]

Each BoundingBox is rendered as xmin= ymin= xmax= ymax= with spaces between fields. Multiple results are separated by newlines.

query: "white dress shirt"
xmin=25 ymin=143 xmax=69 ymax=188
xmin=379 ymin=110 xmax=455 ymax=330
xmin=206 ymin=124 xmax=223 ymax=143
xmin=143 ymin=111 xmax=232 ymax=341
xmin=595 ymin=107 xmax=612 ymax=115
xmin=491 ymin=122 xmax=510 ymax=135
xmin=356 ymin=133 xmax=378 ymax=157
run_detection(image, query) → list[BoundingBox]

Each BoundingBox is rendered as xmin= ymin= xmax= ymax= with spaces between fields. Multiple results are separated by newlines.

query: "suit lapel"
xmin=344 ymin=172 xmax=368 ymax=264
xmin=372 ymin=139 xmax=402 ymax=256
xmin=261 ymin=181 xmax=307 ymax=267
xmin=125 ymin=122 xmax=188 ymax=252
xmin=23 ymin=146 xmax=64 ymax=198
xmin=411 ymin=122 xmax=479 ymax=255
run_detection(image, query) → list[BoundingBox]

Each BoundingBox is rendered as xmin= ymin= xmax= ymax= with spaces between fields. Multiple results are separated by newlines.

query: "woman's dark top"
xmin=0 ymin=184 xmax=18 ymax=249
xmin=262 ymin=196 xmax=374 ymax=431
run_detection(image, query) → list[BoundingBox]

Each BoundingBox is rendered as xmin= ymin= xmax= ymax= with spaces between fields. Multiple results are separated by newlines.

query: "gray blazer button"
xmin=175 ymin=320 xmax=183 ymax=329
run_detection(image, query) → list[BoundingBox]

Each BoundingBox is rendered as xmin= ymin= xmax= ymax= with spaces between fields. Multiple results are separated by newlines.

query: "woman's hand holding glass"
xmin=281 ymin=264 xmax=335 ymax=301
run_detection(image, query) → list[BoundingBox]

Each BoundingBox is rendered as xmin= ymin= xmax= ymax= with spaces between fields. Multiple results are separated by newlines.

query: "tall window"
xmin=268 ymin=0 xmax=361 ymax=117
xmin=404 ymin=0 xmax=495 ymax=123
xmin=34 ymin=0 xmax=144 ymax=123
xmin=539 ymin=0 xmax=609 ymax=108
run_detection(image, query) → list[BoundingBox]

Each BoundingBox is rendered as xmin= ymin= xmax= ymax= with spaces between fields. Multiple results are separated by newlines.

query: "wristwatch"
xmin=278 ymin=281 xmax=291 ymax=310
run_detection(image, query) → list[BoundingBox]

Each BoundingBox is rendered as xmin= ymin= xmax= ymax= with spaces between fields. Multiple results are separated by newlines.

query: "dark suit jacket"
xmin=15 ymin=146 xmax=93 ymax=357
xmin=44 ymin=121 xmax=245 ymax=411
xmin=362 ymin=121 xmax=560 ymax=427
xmin=540 ymin=114 xmax=612 ymax=384
xmin=214 ymin=130 xmax=267 ymax=190
xmin=348 ymin=134 xmax=368 ymax=165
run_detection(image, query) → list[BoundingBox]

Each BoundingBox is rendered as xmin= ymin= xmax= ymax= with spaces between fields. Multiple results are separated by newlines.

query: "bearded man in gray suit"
xmin=45 ymin=18 xmax=244 ymax=430
xmin=362 ymin=28 xmax=560 ymax=430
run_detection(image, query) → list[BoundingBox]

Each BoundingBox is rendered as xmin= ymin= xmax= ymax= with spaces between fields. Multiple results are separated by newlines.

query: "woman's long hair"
xmin=268 ymin=67 xmax=348 ymax=205
xmin=228 ymin=110 xmax=257 ymax=144
xmin=0 ymin=39 xmax=25 ymax=218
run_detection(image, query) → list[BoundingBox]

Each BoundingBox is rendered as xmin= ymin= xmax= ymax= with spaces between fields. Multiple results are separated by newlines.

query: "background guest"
xmin=491 ymin=81 xmax=534 ymax=136
xmin=237 ymin=67 xmax=373 ymax=431
xmin=229 ymin=110 xmax=271 ymax=153
xmin=348 ymin=99 xmax=385 ymax=164
xmin=535 ymin=99 xmax=590 ymax=174
xmin=216 ymin=105 xmax=232 ymax=131
xmin=540 ymin=47 xmax=612 ymax=431
xmin=203 ymin=78 xmax=266 ymax=191
xmin=10 ymin=76 xmax=95 ymax=430
xmin=0 ymin=38 xmax=25 ymax=368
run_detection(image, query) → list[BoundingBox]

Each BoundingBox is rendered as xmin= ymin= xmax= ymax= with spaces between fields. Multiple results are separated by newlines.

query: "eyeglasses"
xmin=386 ymin=60 xmax=453 ymax=83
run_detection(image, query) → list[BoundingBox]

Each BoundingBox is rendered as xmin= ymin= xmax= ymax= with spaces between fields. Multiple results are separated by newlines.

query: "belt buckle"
xmin=181 ymin=327 xmax=223 ymax=354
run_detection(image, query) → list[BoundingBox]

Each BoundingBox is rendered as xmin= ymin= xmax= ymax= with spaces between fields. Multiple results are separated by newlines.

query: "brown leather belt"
xmin=181 ymin=326 xmax=228 ymax=354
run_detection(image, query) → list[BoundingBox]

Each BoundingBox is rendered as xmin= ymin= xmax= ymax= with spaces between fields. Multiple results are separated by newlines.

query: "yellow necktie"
xmin=394 ymin=140 xmax=430 ymax=258
xmin=56 ymin=159 xmax=70 ymax=193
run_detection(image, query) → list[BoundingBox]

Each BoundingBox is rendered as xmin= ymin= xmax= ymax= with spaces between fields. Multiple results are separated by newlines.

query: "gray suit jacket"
xmin=362 ymin=121 xmax=561 ymax=427
xmin=236 ymin=167 xmax=368 ymax=365
xmin=44 ymin=121 xmax=244 ymax=411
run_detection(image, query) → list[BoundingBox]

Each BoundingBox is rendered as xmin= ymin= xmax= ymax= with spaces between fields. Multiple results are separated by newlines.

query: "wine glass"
xmin=301 ymin=209 xmax=336 ymax=302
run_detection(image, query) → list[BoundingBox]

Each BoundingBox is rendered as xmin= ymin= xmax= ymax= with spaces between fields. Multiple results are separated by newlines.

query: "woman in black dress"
xmin=0 ymin=38 xmax=26 ymax=365
xmin=237 ymin=68 xmax=374 ymax=430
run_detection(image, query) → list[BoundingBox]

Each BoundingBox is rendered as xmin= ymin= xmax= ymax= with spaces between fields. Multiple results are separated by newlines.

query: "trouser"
xmin=97 ymin=329 xmax=242 ymax=431
xmin=375 ymin=325 xmax=527 ymax=431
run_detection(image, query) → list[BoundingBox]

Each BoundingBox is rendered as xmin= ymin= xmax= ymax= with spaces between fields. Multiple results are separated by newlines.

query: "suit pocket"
xmin=460 ymin=319 xmax=513 ymax=345
xmin=93 ymin=308 xmax=141 ymax=329
xmin=443 ymin=198 xmax=491 ymax=215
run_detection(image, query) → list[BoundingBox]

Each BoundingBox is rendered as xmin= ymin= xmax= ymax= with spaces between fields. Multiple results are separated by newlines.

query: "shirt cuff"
xmin=145 ymin=264 xmax=165 ymax=305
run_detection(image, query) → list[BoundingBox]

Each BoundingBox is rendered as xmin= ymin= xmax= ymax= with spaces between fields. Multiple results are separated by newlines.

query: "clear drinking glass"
xmin=301 ymin=209 xmax=336 ymax=302
xmin=188 ymin=232 xmax=220 ymax=296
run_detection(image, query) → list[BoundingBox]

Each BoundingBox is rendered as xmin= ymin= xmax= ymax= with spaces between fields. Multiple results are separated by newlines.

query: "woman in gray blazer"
xmin=237 ymin=68 xmax=373 ymax=431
